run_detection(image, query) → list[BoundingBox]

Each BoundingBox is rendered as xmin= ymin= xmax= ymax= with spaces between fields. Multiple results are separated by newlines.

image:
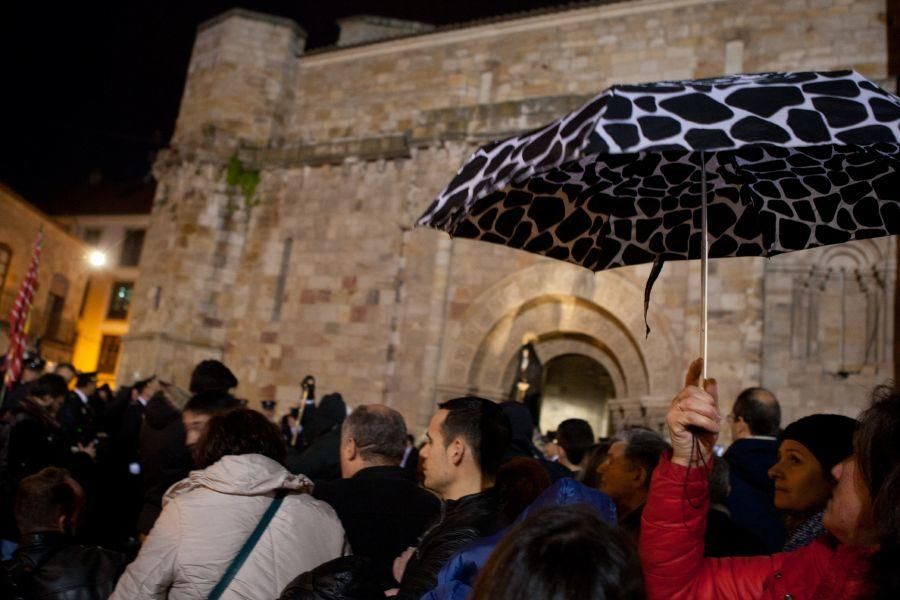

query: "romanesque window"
xmin=790 ymin=243 xmax=888 ymax=375
xmin=271 ymin=238 xmax=293 ymax=322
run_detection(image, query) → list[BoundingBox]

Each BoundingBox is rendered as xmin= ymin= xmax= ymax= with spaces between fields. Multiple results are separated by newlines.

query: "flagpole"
xmin=700 ymin=151 xmax=709 ymax=381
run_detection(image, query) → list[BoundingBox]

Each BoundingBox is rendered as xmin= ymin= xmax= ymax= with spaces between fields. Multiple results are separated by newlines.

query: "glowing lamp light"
xmin=88 ymin=250 xmax=108 ymax=268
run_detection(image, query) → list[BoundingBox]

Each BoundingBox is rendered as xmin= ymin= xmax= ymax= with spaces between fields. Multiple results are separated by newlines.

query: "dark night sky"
xmin=0 ymin=1 xmax=582 ymax=210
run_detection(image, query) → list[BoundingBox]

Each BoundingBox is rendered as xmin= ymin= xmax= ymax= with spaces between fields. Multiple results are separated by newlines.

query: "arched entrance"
xmin=539 ymin=354 xmax=615 ymax=437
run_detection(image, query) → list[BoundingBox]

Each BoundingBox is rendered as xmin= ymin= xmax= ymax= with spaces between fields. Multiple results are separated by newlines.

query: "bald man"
xmin=724 ymin=387 xmax=786 ymax=552
xmin=313 ymin=405 xmax=440 ymax=590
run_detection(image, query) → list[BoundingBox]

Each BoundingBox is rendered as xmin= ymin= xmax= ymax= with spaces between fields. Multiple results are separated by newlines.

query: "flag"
xmin=3 ymin=229 xmax=44 ymax=389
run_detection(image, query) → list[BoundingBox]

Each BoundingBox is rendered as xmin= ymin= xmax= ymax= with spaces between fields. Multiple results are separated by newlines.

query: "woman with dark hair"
xmin=640 ymin=359 xmax=900 ymax=600
xmin=112 ymin=409 xmax=346 ymax=599
xmin=767 ymin=414 xmax=857 ymax=551
xmin=471 ymin=505 xmax=645 ymax=600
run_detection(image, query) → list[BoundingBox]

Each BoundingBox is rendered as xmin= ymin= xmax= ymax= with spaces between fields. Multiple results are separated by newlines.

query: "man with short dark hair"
xmin=313 ymin=405 xmax=440 ymax=590
xmin=0 ymin=467 xmax=125 ymax=599
xmin=395 ymin=396 xmax=511 ymax=599
xmin=724 ymin=387 xmax=785 ymax=551
xmin=598 ymin=427 xmax=670 ymax=540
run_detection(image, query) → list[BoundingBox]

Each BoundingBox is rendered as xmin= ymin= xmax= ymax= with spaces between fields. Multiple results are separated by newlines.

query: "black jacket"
xmin=724 ymin=437 xmax=786 ymax=552
xmin=314 ymin=466 xmax=440 ymax=589
xmin=398 ymin=487 xmax=508 ymax=600
xmin=0 ymin=532 xmax=126 ymax=600
xmin=136 ymin=395 xmax=192 ymax=535
xmin=278 ymin=556 xmax=383 ymax=600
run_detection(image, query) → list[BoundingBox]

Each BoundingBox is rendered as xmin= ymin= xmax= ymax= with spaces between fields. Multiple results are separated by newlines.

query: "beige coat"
xmin=112 ymin=454 xmax=347 ymax=599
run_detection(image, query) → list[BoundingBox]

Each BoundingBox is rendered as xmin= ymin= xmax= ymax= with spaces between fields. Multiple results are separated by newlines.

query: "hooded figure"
xmin=287 ymin=393 xmax=347 ymax=483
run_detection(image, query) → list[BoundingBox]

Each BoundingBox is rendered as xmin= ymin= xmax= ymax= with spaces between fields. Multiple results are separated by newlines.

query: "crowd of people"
xmin=0 ymin=351 xmax=898 ymax=600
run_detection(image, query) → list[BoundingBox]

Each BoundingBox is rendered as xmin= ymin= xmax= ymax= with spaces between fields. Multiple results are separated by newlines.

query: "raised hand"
xmin=667 ymin=358 xmax=721 ymax=467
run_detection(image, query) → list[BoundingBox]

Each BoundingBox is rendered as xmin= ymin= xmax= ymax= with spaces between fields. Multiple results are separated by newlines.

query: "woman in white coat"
xmin=112 ymin=408 xmax=347 ymax=599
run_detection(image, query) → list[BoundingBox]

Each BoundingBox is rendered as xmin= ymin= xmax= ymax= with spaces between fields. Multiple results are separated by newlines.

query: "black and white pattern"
xmin=418 ymin=71 xmax=900 ymax=273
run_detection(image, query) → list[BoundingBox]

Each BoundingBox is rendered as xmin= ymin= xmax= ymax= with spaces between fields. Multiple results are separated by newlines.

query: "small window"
xmin=83 ymin=228 xmax=102 ymax=247
xmin=0 ymin=243 xmax=11 ymax=297
xmin=97 ymin=335 xmax=122 ymax=373
xmin=44 ymin=274 xmax=69 ymax=341
xmin=107 ymin=281 xmax=134 ymax=320
xmin=44 ymin=293 xmax=66 ymax=340
xmin=119 ymin=229 xmax=145 ymax=267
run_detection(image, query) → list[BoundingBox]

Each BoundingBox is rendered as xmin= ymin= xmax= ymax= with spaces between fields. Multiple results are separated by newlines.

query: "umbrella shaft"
xmin=700 ymin=151 xmax=709 ymax=381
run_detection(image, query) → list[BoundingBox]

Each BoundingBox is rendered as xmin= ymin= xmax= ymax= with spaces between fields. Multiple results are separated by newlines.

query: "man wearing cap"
xmin=58 ymin=372 xmax=99 ymax=446
xmin=2 ymin=352 xmax=46 ymax=411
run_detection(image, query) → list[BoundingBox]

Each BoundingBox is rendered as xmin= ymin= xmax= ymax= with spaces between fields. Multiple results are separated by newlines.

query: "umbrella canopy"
xmin=417 ymin=71 xmax=900 ymax=344
xmin=419 ymin=71 xmax=899 ymax=268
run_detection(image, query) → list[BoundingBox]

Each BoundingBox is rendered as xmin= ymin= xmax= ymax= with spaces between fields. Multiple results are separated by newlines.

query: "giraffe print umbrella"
xmin=417 ymin=70 xmax=900 ymax=372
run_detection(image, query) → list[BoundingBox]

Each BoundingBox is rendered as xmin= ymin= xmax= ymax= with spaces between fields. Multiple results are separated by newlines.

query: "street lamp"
xmin=87 ymin=249 xmax=107 ymax=268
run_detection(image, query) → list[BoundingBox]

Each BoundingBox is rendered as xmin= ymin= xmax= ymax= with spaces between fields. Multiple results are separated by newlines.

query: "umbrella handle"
xmin=700 ymin=151 xmax=709 ymax=381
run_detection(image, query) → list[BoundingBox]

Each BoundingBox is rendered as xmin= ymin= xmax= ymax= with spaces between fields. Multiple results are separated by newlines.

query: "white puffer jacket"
xmin=111 ymin=454 xmax=347 ymax=599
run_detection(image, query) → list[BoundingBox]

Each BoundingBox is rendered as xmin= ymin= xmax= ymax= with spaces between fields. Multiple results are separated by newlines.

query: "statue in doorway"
xmin=507 ymin=337 xmax=543 ymax=426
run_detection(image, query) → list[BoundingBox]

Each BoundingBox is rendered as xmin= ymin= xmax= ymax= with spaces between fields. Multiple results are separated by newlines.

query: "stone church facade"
xmin=120 ymin=0 xmax=896 ymax=438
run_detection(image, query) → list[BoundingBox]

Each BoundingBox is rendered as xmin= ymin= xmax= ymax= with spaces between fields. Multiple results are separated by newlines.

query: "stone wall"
xmin=0 ymin=186 xmax=89 ymax=365
xmin=122 ymin=0 xmax=895 ymax=434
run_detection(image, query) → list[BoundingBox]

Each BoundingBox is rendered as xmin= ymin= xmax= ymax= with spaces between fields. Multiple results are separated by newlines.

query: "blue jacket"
xmin=421 ymin=478 xmax=616 ymax=600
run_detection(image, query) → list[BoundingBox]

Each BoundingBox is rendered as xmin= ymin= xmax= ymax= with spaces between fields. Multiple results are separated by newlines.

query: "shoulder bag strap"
xmin=208 ymin=490 xmax=287 ymax=600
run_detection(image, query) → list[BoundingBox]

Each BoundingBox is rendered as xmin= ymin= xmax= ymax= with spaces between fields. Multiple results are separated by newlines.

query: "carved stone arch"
xmin=436 ymin=261 xmax=680 ymax=403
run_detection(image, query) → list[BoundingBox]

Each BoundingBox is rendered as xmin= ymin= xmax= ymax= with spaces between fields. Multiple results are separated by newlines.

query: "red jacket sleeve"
xmin=639 ymin=452 xmax=780 ymax=600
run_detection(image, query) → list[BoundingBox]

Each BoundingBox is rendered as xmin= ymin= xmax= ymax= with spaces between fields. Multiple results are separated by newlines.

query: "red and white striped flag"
xmin=3 ymin=229 xmax=44 ymax=389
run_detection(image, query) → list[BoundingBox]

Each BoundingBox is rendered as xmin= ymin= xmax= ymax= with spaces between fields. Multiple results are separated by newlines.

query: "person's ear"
xmin=345 ymin=438 xmax=358 ymax=462
xmin=632 ymin=465 xmax=648 ymax=489
xmin=449 ymin=437 xmax=465 ymax=467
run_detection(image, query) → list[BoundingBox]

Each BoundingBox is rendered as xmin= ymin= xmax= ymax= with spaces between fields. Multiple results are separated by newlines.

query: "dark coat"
xmin=0 ymin=532 xmax=126 ymax=600
xmin=313 ymin=466 xmax=440 ymax=589
xmin=287 ymin=394 xmax=345 ymax=483
xmin=704 ymin=506 xmax=768 ymax=557
xmin=397 ymin=487 xmax=508 ymax=600
xmin=57 ymin=392 xmax=97 ymax=446
xmin=278 ymin=556 xmax=383 ymax=600
xmin=724 ymin=437 xmax=786 ymax=552
xmin=136 ymin=395 xmax=192 ymax=535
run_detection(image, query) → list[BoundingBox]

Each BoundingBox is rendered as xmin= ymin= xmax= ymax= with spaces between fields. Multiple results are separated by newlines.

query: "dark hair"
xmin=342 ymin=405 xmax=407 ymax=464
xmin=193 ymin=408 xmax=287 ymax=469
xmin=183 ymin=390 xmax=242 ymax=417
xmin=438 ymin=396 xmax=511 ymax=476
xmin=556 ymin=419 xmax=595 ymax=466
xmin=856 ymin=385 xmax=900 ymax=600
xmin=495 ymin=457 xmax=551 ymax=522
xmin=618 ymin=428 xmax=670 ymax=491
xmin=189 ymin=360 xmax=238 ymax=394
xmin=30 ymin=373 xmax=69 ymax=400
xmin=579 ymin=441 xmax=612 ymax=489
xmin=471 ymin=505 xmax=645 ymax=600
xmin=14 ymin=467 xmax=80 ymax=534
xmin=733 ymin=387 xmax=781 ymax=437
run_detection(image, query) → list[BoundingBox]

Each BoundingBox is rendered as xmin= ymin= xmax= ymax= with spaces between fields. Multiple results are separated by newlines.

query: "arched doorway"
xmin=539 ymin=354 xmax=615 ymax=438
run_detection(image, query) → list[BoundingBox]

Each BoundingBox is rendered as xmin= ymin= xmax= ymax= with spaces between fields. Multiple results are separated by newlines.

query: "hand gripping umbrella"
xmin=417 ymin=70 xmax=900 ymax=379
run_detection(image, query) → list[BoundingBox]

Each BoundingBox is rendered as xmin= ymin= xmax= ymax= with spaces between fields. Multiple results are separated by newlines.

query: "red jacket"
xmin=639 ymin=453 xmax=873 ymax=600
